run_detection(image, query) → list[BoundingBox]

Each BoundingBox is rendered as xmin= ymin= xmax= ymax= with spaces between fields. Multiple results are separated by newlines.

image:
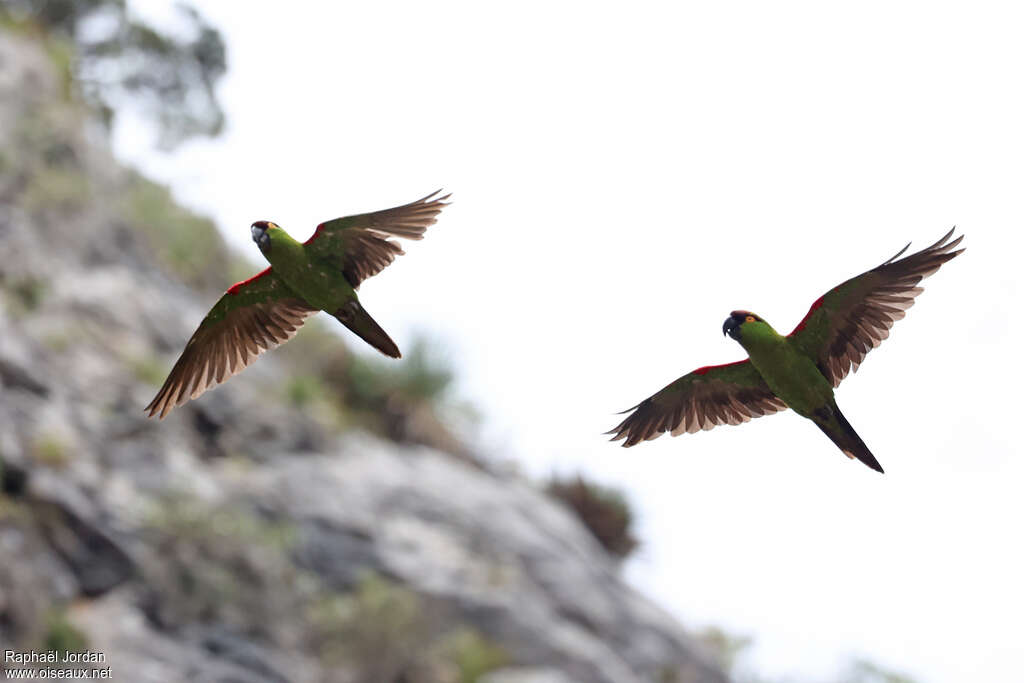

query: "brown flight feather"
xmin=145 ymin=291 xmax=315 ymax=419
xmin=789 ymin=228 xmax=964 ymax=387
xmin=306 ymin=190 xmax=451 ymax=288
xmin=607 ymin=361 xmax=788 ymax=447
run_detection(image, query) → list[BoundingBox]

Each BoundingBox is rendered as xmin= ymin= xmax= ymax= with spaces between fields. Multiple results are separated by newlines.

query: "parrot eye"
xmin=745 ymin=315 xmax=756 ymax=323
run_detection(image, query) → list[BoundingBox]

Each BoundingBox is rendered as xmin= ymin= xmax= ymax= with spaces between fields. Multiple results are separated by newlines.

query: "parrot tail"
xmin=333 ymin=301 xmax=401 ymax=359
xmin=813 ymin=403 xmax=884 ymax=473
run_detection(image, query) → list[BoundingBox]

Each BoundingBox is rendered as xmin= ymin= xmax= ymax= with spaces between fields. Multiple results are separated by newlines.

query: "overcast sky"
xmin=119 ymin=2 xmax=1023 ymax=681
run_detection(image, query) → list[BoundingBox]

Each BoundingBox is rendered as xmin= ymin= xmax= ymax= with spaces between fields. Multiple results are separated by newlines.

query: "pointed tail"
xmin=813 ymin=403 xmax=884 ymax=473
xmin=333 ymin=300 xmax=401 ymax=358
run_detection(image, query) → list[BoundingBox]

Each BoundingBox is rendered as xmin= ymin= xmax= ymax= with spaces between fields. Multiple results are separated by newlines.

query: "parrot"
xmin=607 ymin=229 xmax=965 ymax=473
xmin=145 ymin=190 xmax=450 ymax=419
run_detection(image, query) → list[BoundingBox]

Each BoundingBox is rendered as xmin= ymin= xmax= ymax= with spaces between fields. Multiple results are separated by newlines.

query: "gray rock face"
xmin=0 ymin=32 xmax=729 ymax=683
xmin=244 ymin=441 xmax=727 ymax=683
xmin=479 ymin=668 xmax=575 ymax=683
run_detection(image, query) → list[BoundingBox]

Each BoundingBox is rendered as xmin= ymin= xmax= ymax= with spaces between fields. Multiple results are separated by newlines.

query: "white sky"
xmin=117 ymin=2 xmax=1023 ymax=681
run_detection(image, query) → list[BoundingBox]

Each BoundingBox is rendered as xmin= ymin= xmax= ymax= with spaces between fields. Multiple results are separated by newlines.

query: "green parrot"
xmin=145 ymin=190 xmax=450 ymax=419
xmin=607 ymin=229 xmax=965 ymax=473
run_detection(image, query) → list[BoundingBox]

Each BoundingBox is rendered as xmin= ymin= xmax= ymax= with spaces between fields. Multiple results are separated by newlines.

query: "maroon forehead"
xmin=731 ymin=310 xmax=762 ymax=321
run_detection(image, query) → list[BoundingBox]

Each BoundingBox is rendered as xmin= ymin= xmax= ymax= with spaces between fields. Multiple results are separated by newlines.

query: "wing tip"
xmin=143 ymin=391 xmax=165 ymax=419
xmin=143 ymin=402 xmax=168 ymax=420
xmin=614 ymin=402 xmax=644 ymax=416
xmin=418 ymin=188 xmax=453 ymax=205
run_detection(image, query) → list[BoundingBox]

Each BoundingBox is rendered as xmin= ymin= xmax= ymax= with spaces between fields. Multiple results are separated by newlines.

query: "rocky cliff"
xmin=0 ymin=31 xmax=728 ymax=683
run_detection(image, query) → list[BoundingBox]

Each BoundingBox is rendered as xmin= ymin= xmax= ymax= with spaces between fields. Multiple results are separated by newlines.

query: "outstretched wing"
xmin=788 ymin=228 xmax=964 ymax=387
xmin=304 ymin=189 xmax=450 ymax=288
xmin=145 ymin=268 xmax=317 ymax=418
xmin=607 ymin=360 xmax=787 ymax=447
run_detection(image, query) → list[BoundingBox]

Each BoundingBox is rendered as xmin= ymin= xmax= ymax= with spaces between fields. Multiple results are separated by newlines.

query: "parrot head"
xmin=250 ymin=221 xmax=276 ymax=252
xmin=722 ymin=310 xmax=764 ymax=341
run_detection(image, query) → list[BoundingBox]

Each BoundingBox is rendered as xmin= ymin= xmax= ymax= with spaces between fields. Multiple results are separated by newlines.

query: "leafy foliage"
xmin=41 ymin=608 xmax=89 ymax=653
xmin=695 ymin=624 xmax=924 ymax=683
xmin=839 ymin=658 xmax=921 ymax=683
xmin=309 ymin=573 xmax=431 ymax=680
xmin=139 ymin=495 xmax=300 ymax=636
xmin=446 ymin=628 xmax=508 ymax=683
xmin=21 ymin=165 xmax=91 ymax=216
xmin=30 ymin=434 xmax=69 ymax=468
xmin=1 ymin=0 xmax=226 ymax=149
xmin=1 ymin=275 xmax=49 ymax=316
xmin=276 ymin=324 xmax=470 ymax=453
xmin=119 ymin=172 xmax=232 ymax=290
xmin=285 ymin=374 xmax=328 ymax=408
xmin=546 ymin=474 xmax=638 ymax=559
xmin=140 ymin=496 xmax=508 ymax=681
xmin=310 ymin=574 xmax=507 ymax=683
xmin=696 ymin=626 xmax=754 ymax=677
xmin=343 ymin=337 xmax=456 ymax=407
xmin=128 ymin=354 xmax=168 ymax=387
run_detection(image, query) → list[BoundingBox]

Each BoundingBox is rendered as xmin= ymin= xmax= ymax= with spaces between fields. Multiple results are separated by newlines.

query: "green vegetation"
xmin=145 ymin=494 xmax=295 ymax=554
xmin=30 ymin=434 xmax=69 ymax=468
xmin=141 ymin=495 xmax=299 ymax=635
xmin=5 ymin=95 xmax=94 ymax=243
xmin=21 ymin=165 xmax=90 ymax=216
xmin=446 ymin=628 xmax=509 ymax=683
xmin=129 ymin=354 xmax=168 ymax=387
xmin=41 ymin=327 xmax=75 ymax=353
xmin=656 ymin=666 xmax=682 ymax=683
xmin=336 ymin=336 xmax=469 ymax=451
xmin=120 ymin=174 xmax=231 ymax=290
xmin=1 ymin=0 xmax=226 ymax=149
xmin=696 ymin=626 xmax=754 ymax=678
xmin=0 ymin=491 xmax=30 ymax=521
xmin=142 ymin=498 xmax=511 ymax=681
xmin=41 ymin=608 xmax=88 ymax=654
xmin=310 ymin=573 xmax=507 ymax=683
xmin=840 ymin=658 xmax=921 ymax=683
xmin=285 ymin=374 xmax=328 ymax=408
xmin=695 ymin=624 xmax=923 ymax=683
xmin=546 ymin=474 xmax=638 ymax=559
xmin=309 ymin=573 xmax=429 ymax=679
xmin=273 ymin=323 xmax=469 ymax=452
xmin=1 ymin=3 xmax=232 ymax=294
xmin=2 ymin=275 xmax=49 ymax=316
xmin=345 ymin=337 xmax=456 ymax=406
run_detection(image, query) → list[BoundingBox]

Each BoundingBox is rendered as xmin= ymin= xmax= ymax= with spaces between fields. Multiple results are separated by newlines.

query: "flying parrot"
xmin=607 ymin=229 xmax=965 ymax=472
xmin=145 ymin=190 xmax=450 ymax=419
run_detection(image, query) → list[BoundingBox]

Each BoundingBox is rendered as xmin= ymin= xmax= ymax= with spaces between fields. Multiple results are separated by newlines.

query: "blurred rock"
xmin=478 ymin=668 xmax=575 ymax=683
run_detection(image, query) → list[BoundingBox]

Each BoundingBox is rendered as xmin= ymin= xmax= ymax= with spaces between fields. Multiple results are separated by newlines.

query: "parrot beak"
xmin=251 ymin=222 xmax=271 ymax=251
xmin=722 ymin=315 xmax=741 ymax=340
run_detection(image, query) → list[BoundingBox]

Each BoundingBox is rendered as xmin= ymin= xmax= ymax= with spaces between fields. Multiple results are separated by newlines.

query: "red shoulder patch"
xmin=788 ymin=295 xmax=825 ymax=336
xmin=227 ymin=267 xmax=272 ymax=295
xmin=693 ymin=359 xmax=748 ymax=376
xmin=304 ymin=223 xmax=326 ymax=245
